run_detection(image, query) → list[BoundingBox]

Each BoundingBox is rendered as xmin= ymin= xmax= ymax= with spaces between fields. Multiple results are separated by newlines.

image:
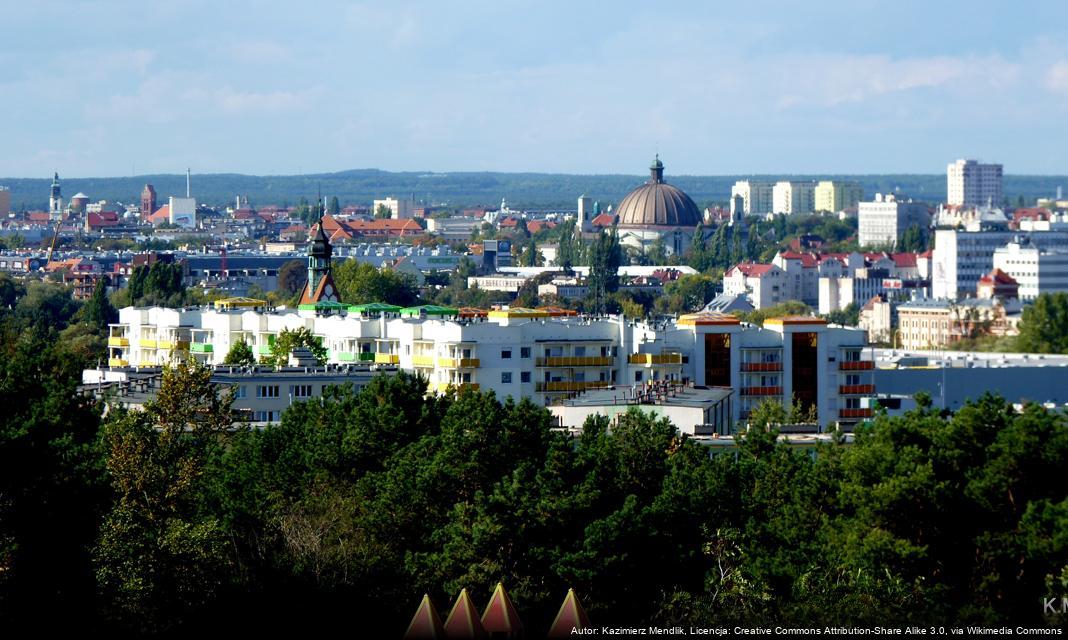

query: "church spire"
xmin=649 ymin=154 xmax=664 ymax=183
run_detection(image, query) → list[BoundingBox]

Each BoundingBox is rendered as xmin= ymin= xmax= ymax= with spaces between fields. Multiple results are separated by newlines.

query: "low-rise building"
xmin=896 ymin=297 xmax=1020 ymax=350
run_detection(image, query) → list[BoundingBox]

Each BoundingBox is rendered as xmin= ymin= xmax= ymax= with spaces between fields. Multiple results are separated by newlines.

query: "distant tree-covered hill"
xmin=2 ymin=169 xmax=1065 ymax=211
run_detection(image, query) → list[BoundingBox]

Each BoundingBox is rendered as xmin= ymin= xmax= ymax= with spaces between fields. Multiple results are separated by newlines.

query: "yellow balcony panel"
xmin=535 ymin=381 xmax=611 ymax=392
xmin=108 ymin=358 xmax=129 ymax=367
xmin=437 ymin=357 xmax=480 ymax=368
xmin=107 ymin=337 xmax=129 ymax=347
xmin=375 ymin=353 xmax=400 ymax=364
xmin=536 ymin=356 xmax=613 ymax=367
xmin=434 ymin=382 xmax=480 ymax=392
xmin=157 ymin=340 xmax=190 ymax=351
xmin=138 ymin=360 xmax=156 ymax=368
xmin=628 ymin=353 xmax=683 ymax=365
xmin=412 ymin=354 xmax=436 ymax=367
xmin=139 ymin=339 xmax=158 ymax=349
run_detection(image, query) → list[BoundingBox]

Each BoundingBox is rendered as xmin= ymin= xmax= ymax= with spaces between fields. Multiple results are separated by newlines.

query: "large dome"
xmin=615 ymin=156 xmax=702 ymax=228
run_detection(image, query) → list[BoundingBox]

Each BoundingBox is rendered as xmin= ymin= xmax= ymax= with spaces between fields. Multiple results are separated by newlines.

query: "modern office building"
xmin=772 ymin=181 xmax=815 ymax=215
xmin=992 ymin=240 xmax=1068 ymax=300
xmin=730 ymin=181 xmax=775 ymax=216
xmin=857 ymin=194 xmax=930 ymax=247
xmin=814 ymin=181 xmax=863 ymax=213
xmin=931 ymin=227 xmax=1068 ymax=299
xmin=947 ymin=159 xmax=1003 ymax=207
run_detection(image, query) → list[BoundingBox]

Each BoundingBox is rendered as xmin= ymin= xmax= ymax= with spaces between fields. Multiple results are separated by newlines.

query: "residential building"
xmin=818 ymin=268 xmax=926 ymax=315
xmin=976 ymin=268 xmax=1019 ymax=300
xmin=992 ymin=240 xmax=1068 ymax=300
xmin=858 ymin=294 xmax=893 ymax=344
xmin=814 ymin=181 xmax=863 ymax=213
xmin=468 ymin=275 xmax=528 ymax=293
xmin=947 ymin=159 xmax=1003 ymax=207
xmin=772 ymin=181 xmax=815 ymax=215
xmin=550 ymin=384 xmax=734 ymax=436
xmin=373 ymin=197 xmax=415 ymax=219
xmin=896 ymin=297 xmax=1020 ymax=350
xmin=857 ymin=194 xmax=930 ymax=247
xmin=723 ymin=262 xmax=787 ymax=308
xmin=931 ymin=227 xmax=1068 ymax=299
xmin=730 ymin=181 xmax=775 ymax=215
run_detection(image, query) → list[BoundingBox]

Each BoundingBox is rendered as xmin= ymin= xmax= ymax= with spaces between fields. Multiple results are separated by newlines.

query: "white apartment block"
xmin=932 ymin=228 xmax=1068 ymax=299
xmin=373 ymin=197 xmax=415 ymax=219
xmin=772 ymin=181 xmax=816 ymax=215
xmin=814 ymin=181 xmax=864 ymax=213
xmin=723 ymin=263 xmax=788 ymax=309
xmin=857 ymin=194 xmax=930 ymax=248
xmin=993 ymin=241 xmax=1068 ymax=301
xmin=947 ymin=159 xmax=1003 ymax=207
xmin=105 ymin=305 xmax=873 ymax=428
xmin=730 ymin=181 xmax=775 ymax=215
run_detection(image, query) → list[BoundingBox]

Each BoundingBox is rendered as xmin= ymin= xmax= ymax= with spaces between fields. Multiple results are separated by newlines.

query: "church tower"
xmin=49 ymin=172 xmax=63 ymax=218
xmin=298 ymin=199 xmax=340 ymax=306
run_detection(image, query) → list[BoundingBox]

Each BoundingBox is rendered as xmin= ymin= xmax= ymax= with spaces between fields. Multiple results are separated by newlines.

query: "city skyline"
xmin=3 ymin=1 xmax=1068 ymax=178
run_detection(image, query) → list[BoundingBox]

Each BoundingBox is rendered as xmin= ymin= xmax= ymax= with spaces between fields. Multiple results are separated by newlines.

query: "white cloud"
xmin=1046 ymin=61 xmax=1068 ymax=92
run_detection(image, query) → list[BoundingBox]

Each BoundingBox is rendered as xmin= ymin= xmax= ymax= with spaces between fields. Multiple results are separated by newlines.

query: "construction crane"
xmin=45 ymin=222 xmax=61 ymax=265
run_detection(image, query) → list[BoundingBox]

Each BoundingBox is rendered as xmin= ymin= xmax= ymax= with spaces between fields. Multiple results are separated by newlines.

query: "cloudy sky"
xmin=3 ymin=1 xmax=1068 ymax=177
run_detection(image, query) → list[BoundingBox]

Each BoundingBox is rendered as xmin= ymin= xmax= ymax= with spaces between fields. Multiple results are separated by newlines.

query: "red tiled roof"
xmin=778 ymin=251 xmax=818 ymax=267
xmin=498 ymin=217 xmax=520 ymax=228
xmin=890 ymin=253 xmax=918 ymax=268
xmin=527 ymin=220 xmax=557 ymax=234
xmin=1013 ymin=207 xmax=1050 ymax=221
xmin=27 ymin=212 xmax=52 ymax=224
xmin=979 ymin=268 xmax=1018 ymax=286
xmin=86 ymin=212 xmax=120 ymax=228
xmin=728 ymin=262 xmax=776 ymax=277
xmin=591 ymin=213 xmax=616 ymax=227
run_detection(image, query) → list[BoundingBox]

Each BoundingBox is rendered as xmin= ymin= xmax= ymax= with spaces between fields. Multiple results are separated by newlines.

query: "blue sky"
xmin=3 ymin=1 xmax=1068 ymax=177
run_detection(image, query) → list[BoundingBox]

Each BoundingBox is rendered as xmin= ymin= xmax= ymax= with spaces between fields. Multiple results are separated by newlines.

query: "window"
xmin=291 ymin=384 xmax=313 ymax=398
xmin=233 ymin=385 xmax=247 ymax=399
xmin=575 ymin=346 xmax=586 ymax=357
xmin=520 ymin=347 xmax=531 ymax=358
xmin=501 ymin=371 xmax=512 ymax=384
xmin=520 ymin=371 xmax=531 ymax=383
xmin=256 ymin=385 xmax=279 ymax=398
xmin=635 ymin=371 xmax=643 ymax=382
xmin=253 ymin=410 xmax=280 ymax=423
xmin=501 ymin=349 xmax=512 ymax=359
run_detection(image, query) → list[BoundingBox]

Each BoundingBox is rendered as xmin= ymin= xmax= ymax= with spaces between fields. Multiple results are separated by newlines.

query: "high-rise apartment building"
xmin=772 ymin=181 xmax=815 ymax=215
xmin=730 ymin=181 xmax=775 ymax=215
xmin=947 ymin=159 xmax=1003 ymax=207
xmin=814 ymin=181 xmax=864 ymax=213
xmin=857 ymin=194 xmax=930 ymax=248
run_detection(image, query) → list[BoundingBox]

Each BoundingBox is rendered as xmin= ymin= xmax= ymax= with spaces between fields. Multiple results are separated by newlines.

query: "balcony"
xmin=628 ymin=353 xmax=683 ymax=365
xmin=535 ymin=381 xmax=611 ymax=392
xmin=412 ymin=354 xmax=436 ymax=367
xmin=436 ymin=382 xmax=479 ymax=392
xmin=375 ymin=354 xmax=400 ymax=364
xmin=438 ymin=357 xmax=480 ymax=368
xmin=138 ymin=338 xmax=157 ymax=349
xmin=190 ymin=343 xmax=214 ymax=353
xmin=157 ymin=340 xmax=190 ymax=351
xmin=357 ymin=352 xmax=375 ymax=362
xmin=839 ymin=408 xmax=874 ymax=419
xmin=839 ymin=384 xmax=875 ymax=395
xmin=108 ymin=358 xmax=129 ymax=367
xmin=107 ymin=337 xmax=129 ymax=347
xmin=740 ymin=362 xmax=782 ymax=372
xmin=536 ymin=356 xmax=613 ymax=367
xmin=839 ymin=361 xmax=874 ymax=371
xmin=740 ymin=386 xmax=783 ymax=397
xmin=258 ymin=345 xmax=273 ymax=356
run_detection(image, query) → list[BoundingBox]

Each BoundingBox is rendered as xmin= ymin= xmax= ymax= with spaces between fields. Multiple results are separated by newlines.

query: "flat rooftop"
xmin=873 ymin=348 xmax=1068 ymax=369
xmin=556 ymin=385 xmax=732 ymax=409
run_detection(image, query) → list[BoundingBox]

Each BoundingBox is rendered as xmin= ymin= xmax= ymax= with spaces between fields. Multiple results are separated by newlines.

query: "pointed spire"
xmin=481 ymin=582 xmax=523 ymax=637
xmin=444 ymin=588 xmax=486 ymax=639
xmin=548 ymin=588 xmax=590 ymax=638
xmin=403 ymin=594 xmax=446 ymax=640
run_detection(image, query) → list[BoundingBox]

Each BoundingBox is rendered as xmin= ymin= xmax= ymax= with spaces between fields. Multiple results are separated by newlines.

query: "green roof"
xmin=298 ymin=300 xmax=348 ymax=311
xmin=399 ymin=304 xmax=459 ymax=317
xmin=346 ymin=302 xmax=403 ymax=313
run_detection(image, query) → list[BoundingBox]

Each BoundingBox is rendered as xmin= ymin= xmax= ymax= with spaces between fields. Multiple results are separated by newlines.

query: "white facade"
xmin=577 ymin=194 xmax=593 ymax=232
xmin=932 ymin=228 xmax=1068 ymax=299
xmin=772 ymin=181 xmax=816 ymax=215
xmin=814 ymin=181 xmax=864 ymax=213
xmin=373 ymin=197 xmax=415 ymax=219
xmin=857 ymin=194 xmax=929 ymax=248
xmin=993 ymin=241 xmax=1068 ymax=300
xmin=730 ymin=181 xmax=775 ymax=215
xmin=168 ymin=196 xmax=197 ymax=229
xmin=947 ymin=159 xmax=1003 ymax=207
xmin=106 ymin=307 xmax=872 ymax=427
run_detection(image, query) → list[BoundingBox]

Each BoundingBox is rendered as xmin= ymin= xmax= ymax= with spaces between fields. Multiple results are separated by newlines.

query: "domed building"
xmin=614 ymin=156 xmax=703 ymax=256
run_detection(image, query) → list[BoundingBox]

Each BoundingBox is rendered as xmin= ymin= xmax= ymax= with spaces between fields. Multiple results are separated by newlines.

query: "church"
xmin=613 ymin=156 xmax=704 ymax=256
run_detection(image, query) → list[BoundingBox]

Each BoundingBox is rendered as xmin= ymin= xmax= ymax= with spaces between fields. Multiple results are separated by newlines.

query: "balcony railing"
xmin=190 ymin=343 xmax=213 ymax=353
xmin=157 ymin=340 xmax=190 ymax=351
xmin=108 ymin=358 xmax=129 ymax=367
xmin=138 ymin=338 xmax=157 ymax=348
xmin=535 ymin=381 xmax=611 ymax=392
xmin=740 ymin=362 xmax=782 ymax=372
xmin=375 ymin=354 xmax=400 ymax=364
xmin=839 ymin=361 xmax=874 ymax=371
xmin=839 ymin=384 xmax=876 ymax=395
xmin=536 ymin=356 xmax=613 ymax=367
xmin=740 ymin=386 xmax=783 ymax=397
xmin=412 ymin=355 xmax=436 ymax=367
xmin=438 ymin=357 xmax=480 ymax=368
xmin=435 ymin=382 xmax=479 ymax=392
xmin=628 ymin=353 xmax=683 ymax=365
xmin=258 ymin=345 xmax=273 ymax=355
xmin=839 ymin=408 xmax=874 ymax=419
xmin=107 ymin=337 xmax=129 ymax=347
